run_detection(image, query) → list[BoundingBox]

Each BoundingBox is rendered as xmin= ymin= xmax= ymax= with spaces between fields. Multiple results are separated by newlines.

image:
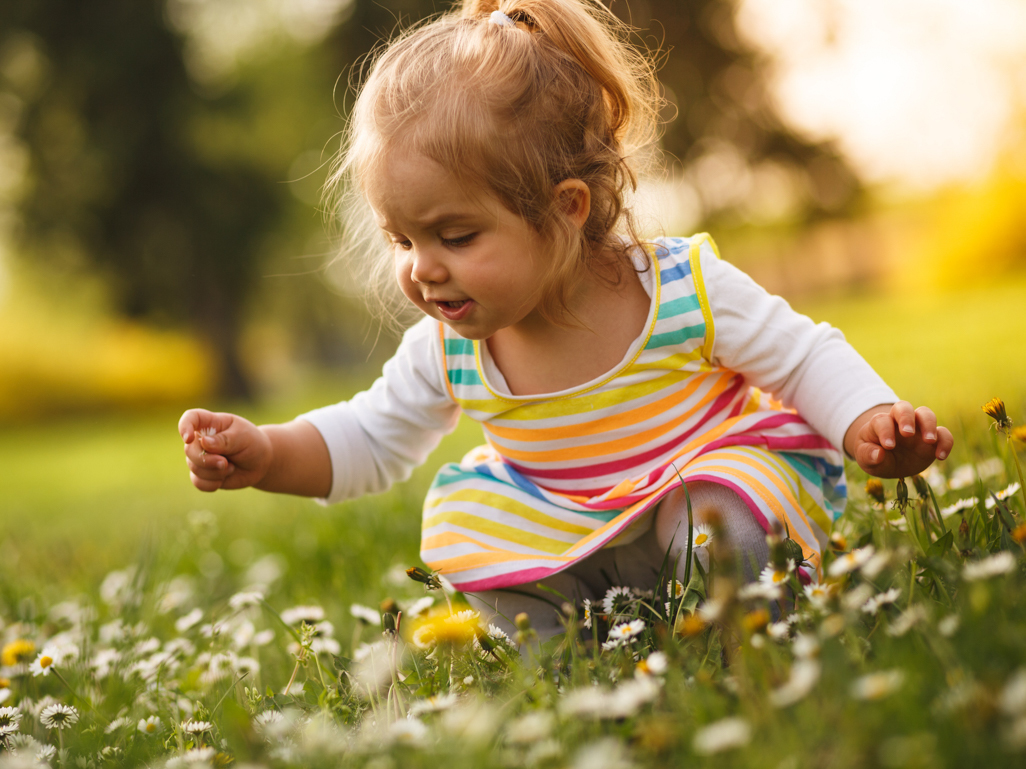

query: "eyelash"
xmin=392 ymin=234 xmax=476 ymax=250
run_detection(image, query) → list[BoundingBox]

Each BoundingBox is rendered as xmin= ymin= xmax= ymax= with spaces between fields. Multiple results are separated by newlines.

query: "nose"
xmin=408 ymin=246 xmax=449 ymax=285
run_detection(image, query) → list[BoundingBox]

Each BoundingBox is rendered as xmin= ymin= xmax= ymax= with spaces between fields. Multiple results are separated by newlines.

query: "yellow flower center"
xmin=772 ymin=570 xmax=787 ymax=584
xmin=146 ymin=722 xmax=156 ymax=733
xmin=695 ymin=533 xmax=708 ymax=546
xmin=40 ymin=655 xmax=53 ymax=669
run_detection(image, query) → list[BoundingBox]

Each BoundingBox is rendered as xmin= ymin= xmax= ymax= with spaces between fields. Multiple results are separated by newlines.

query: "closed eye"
xmin=442 ymin=233 xmax=476 ymax=247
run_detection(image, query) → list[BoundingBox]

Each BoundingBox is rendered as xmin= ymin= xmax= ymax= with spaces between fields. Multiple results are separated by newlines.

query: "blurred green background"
xmin=2 ymin=0 xmax=1025 ymax=589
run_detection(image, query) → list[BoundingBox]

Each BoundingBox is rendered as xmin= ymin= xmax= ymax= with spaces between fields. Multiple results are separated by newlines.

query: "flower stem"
xmin=1008 ymin=434 xmax=1026 ymax=515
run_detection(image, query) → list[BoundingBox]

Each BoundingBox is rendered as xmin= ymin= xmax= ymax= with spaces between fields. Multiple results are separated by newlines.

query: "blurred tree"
xmin=325 ymin=0 xmax=858 ymax=223
xmin=621 ymin=0 xmax=858 ymax=220
xmin=0 ymin=0 xmax=284 ymax=399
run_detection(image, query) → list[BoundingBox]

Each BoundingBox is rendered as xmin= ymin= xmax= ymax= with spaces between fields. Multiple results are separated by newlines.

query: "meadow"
xmin=1 ymin=285 xmax=1026 ymax=769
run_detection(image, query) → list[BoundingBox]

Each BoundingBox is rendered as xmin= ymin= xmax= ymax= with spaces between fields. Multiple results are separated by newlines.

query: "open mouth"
xmin=435 ymin=299 xmax=473 ymax=321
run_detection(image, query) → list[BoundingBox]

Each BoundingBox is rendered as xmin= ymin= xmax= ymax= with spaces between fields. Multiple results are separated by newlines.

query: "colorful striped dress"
xmin=421 ymin=235 xmax=846 ymax=591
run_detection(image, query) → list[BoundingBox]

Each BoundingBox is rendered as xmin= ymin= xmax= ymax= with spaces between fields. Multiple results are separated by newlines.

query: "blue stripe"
xmin=444 ymin=339 xmax=475 ymax=356
xmin=448 ymin=368 xmax=482 ymax=386
xmin=659 ymin=261 xmax=692 ymax=285
xmin=645 ymin=324 xmax=705 ymax=350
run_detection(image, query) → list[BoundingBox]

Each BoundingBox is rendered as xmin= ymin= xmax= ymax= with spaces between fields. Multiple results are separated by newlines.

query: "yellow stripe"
xmin=491 ymin=375 xmax=735 ymax=462
xmin=484 ymin=372 xmax=712 ymax=442
xmin=424 ymin=488 xmax=595 ymax=535
xmin=462 ymin=366 xmax=696 ymax=421
xmin=422 ymin=510 xmax=576 ymax=554
xmin=688 ymin=233 xmax=718 ymax=361
xmin=426 ymin=550 xmax=570 ymax=574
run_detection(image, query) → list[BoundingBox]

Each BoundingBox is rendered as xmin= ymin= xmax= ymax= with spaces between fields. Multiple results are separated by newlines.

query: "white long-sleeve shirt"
xmin=302 ymin=249 xmax=897 ymax=504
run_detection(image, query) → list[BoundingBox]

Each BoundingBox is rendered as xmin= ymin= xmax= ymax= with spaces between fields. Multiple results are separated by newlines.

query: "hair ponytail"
xmin=328 ymin=0 xmax=663 ymax=328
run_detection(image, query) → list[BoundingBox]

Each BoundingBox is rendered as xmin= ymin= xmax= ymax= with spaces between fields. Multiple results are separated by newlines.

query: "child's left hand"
xmin=846 ymin=401 xmax=954 ymax=479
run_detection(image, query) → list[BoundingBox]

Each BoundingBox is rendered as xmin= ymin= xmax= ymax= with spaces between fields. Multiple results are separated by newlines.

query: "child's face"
xmin=365 ymin=148 xmax=552 ymax=341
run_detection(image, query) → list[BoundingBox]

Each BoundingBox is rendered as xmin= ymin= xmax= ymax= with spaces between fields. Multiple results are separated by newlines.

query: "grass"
xmin=2 ymin=286 xmax=1026 ymax=767
xmin=0 ymin=410 xmax=1024 ymax=767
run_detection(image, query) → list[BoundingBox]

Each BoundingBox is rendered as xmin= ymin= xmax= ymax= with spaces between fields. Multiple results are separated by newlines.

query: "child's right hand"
xmin=179 ymin=409 xmax=273 ymax=492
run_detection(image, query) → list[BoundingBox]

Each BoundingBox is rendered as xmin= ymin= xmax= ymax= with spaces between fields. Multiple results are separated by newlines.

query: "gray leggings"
xmin=466 ymin=481 xmax=769 ymax=643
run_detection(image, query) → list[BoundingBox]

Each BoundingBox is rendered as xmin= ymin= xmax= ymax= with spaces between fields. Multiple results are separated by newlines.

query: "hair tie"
xmin=489 ymin=10 xmax=516 ymax=28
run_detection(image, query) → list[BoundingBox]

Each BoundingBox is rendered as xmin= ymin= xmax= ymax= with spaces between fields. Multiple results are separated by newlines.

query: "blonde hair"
xmin=326 ymin=0 xmax=662 ymax=328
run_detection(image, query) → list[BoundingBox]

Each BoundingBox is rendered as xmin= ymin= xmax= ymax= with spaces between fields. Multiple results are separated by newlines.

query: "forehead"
xmin=363 ymin=148 xmax=491 ymax=227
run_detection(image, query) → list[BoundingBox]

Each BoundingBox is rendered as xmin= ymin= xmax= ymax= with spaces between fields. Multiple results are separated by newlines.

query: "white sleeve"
xmin=297 ymin=316 xmax=461 ymax=503
xmin=702 ymin=251 xmax=898 ymax=455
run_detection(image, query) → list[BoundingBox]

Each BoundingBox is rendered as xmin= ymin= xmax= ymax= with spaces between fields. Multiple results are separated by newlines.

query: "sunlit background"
xmin=1 ymin=0 xmax=1025 ymax=556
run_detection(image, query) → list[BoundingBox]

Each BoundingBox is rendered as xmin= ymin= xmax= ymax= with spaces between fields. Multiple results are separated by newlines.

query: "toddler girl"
xmin=179 ymin=0 xmax=953 ymax=641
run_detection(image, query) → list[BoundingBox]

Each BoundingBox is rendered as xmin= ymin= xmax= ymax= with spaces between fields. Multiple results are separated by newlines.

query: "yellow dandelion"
xmin=829 ymin=531 xmax=848 ymax=552
xmin=1 ymin=640 xmax=35 ymax=667
xmin=983 ymin=398 xmax=1012 ymax=431
xmin=865 ymin=478 xmax=886 ymax=505
xmin=1013 ymin=523 xmax=1026 ymax=544
xmin=742 ymin=608 xmax=770 ymax=634
xmin=675 ymin=613 xmax=707 ymax=638
xmin=1012 ymin=426 xmax=1026 ymax=444
xmin=405 ymin=606 xmax=481 ymax=648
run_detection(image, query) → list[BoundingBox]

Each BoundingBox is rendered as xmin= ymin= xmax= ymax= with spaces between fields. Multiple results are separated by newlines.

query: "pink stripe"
xmin=503 ymin=378 xmax=746 ymax=483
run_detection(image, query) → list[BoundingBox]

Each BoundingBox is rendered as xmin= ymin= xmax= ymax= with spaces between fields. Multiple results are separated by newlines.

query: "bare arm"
xmin=180 ymin=411 xmax=331 ymax=497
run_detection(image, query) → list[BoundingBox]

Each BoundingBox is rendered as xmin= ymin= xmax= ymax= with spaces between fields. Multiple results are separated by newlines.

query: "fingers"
xmin=889 ymin=401 xmax=916 ymax=439
xmin=178 ymin=409 xmax=234 ymax=444
xmin=935 ymin=426 xmax=953 ymax=461
xmin=186 ymin=447 xmax=235 ymax=491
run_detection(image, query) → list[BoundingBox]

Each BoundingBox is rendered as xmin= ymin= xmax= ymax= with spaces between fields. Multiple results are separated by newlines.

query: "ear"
xmin=552 ymin=179 xmax=591 ymax=230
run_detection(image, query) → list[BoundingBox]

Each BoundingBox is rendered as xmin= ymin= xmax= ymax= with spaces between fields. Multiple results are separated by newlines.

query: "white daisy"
xmin=486 ymin=624 xmax=511 ymax=643
xmin=606 ymin=619 xmax=645 ymax=645
xmin=692 ymin=716 xmax=752 ymax=754
xmin=601 ymin=586 xmax=633 ymax=617
xmin=39 ymin=703 xmax=79 ymax=730
xmin=963 ymin=551 xmax=1017 ymax=581
xmin=769 ymin=659 xmax=820 ymax=708
xmin=29 ymin=646 xmax=62 ymax=677
xmin=637 ymin=651 xmax=668 ymax=676
xmin=940 ymin=497 xmax=977 ymax=518
xmin=738 ymin=581 xmax=782 ymax=601
xmin=803 ymin=582 xmax=834 ymax=609
xmin=666 ymin=579 xmax=685 ymax=599
xmin=280 ymin=605 xmax=325 ymax=626
xmin=759 ymin=562 xmax=795 ymax=587
xmin=349 ymin=604 xmax=381 ymax=625
xmin=138 ymin=715 xmax=162 ymax=735
xmin=105 ymin=716 xmax=131 ymax=733
xmin=792 ymin=633 xmax=820 ymax=659
xmin=582 ymin=598 xmax=593 ymax=629
xmin=691 ymin=524 xmax=714 ymax=548
xmin=228 ymin=590 xmax=264 ymax=611
xmin=985 ymin=482 xmax=1022 ymax=509
xmin=850 ymin=669 xmax=905 ymax=700
xmin=409 ymin=693 xmax=458 ymax=717
xmin=827 ymin=545 xmax=876 ymax=577
xmin=36 ymin=743 xmax=57 ymax=762
xmin=0 ymin=706 xmax=21 ymax=735
xmin=938 ymin=614 xmax=960 ymax=637
xmin=174 ymin=608 xmax=203 ymax=633
xmin=861 ymin=588 xmax=901 ymax=615
xmin=404 ymin=597 xmax=435 ymax=618
xmin=505 ymin=711 xmax=554 ymax=744
xmin=181 ymin=719 xmax=213 ymax=734
xmin=887 ymin=605 xmax=929 ymax=637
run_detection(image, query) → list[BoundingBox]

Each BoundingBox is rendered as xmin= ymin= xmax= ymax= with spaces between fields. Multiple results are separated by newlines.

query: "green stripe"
xmin=448 ymin=368 xmax=483 ymax=386
xmin=645 ymin=324 xmax=705 ymax=350
xmin=444 ymin=339 xmax=475 ymax=356
xmin=660 ymin=294 xmax=702 ymax=318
